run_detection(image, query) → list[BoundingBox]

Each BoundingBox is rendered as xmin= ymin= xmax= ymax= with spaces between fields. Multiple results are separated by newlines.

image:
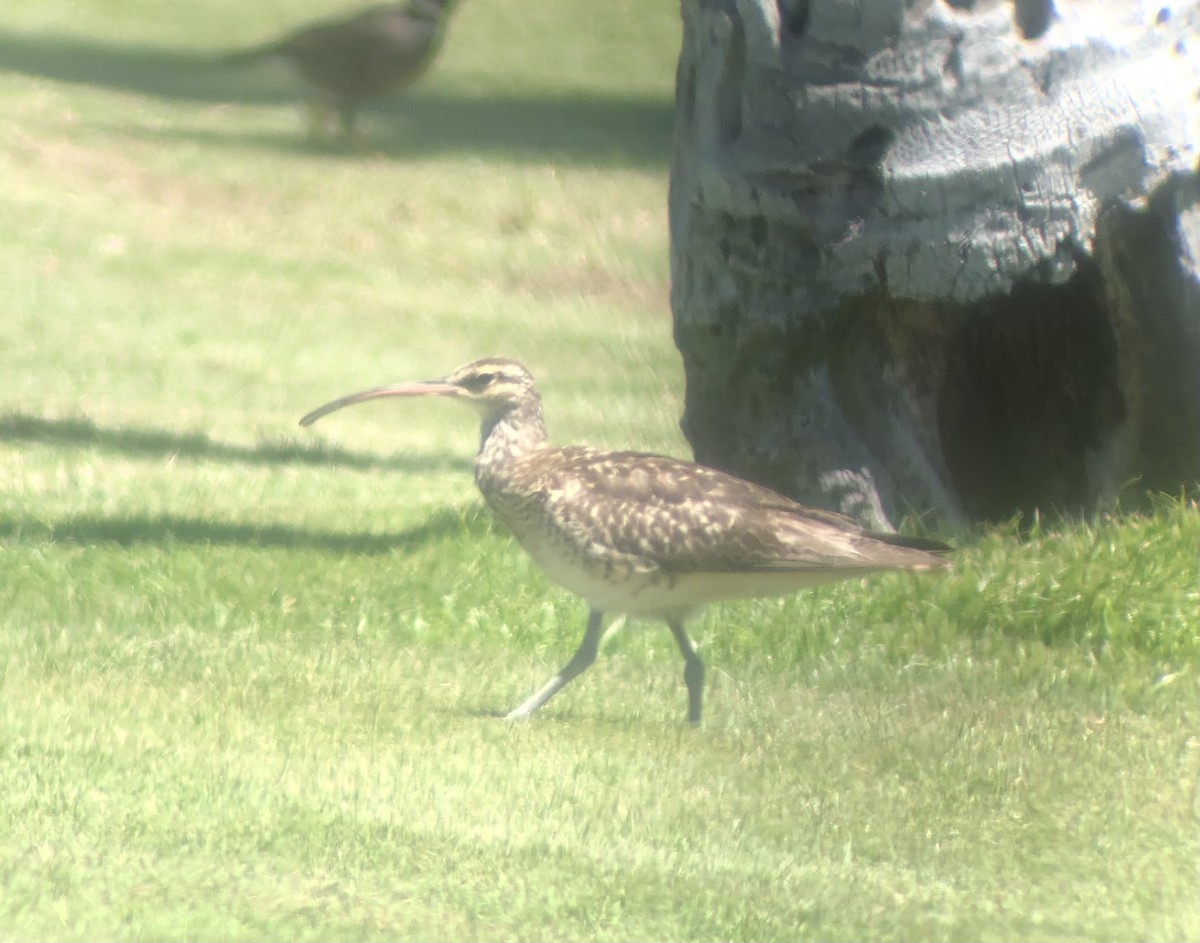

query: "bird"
xmin=299 ymin=357 xmax=951 ymax=725
xmin=224 ymin=0 xmax=462 ymax=139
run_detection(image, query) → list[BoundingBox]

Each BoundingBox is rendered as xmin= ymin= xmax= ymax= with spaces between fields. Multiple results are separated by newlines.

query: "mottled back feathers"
xmin=482 ymin=445 xmax=948 ymax=579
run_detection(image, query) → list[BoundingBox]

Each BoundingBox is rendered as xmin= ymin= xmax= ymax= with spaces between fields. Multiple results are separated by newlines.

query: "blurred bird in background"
xmin=224 ymin=0 xmax=462 ymax=140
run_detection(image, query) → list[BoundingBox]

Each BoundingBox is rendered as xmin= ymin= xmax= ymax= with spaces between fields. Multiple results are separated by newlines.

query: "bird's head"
xmin=299 ymin=357 xmax=540 ymax=429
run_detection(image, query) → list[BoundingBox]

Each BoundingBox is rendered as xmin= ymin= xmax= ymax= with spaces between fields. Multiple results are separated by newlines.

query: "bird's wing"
xmin=516 ymin=448 xmax=945 ymax=575
xmin=281 ymin=6 xmax=438 ymax=60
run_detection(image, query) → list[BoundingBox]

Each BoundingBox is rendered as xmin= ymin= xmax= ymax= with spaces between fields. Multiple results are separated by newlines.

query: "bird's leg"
xmin=304 ymin=99 xmax=334 ymax=139
xmin=668 ymin=620 xmax=705 ymax=726
xmin=505 ymin=609 xmax=604 ymax=720
xmin=336 ymin=103 xmax=364 ymax=146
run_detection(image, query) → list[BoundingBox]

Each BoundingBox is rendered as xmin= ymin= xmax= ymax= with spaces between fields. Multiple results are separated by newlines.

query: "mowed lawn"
xmin=0 ymin=1 xmax=1197 ymax=939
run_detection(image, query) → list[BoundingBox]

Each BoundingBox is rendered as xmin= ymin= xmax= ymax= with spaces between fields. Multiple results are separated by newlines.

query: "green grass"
xmin=1 ymin=1 xmax=1198 ymax=939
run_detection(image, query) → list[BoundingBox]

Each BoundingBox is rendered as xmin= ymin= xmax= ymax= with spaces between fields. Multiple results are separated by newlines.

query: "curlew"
xmin=300 ymin=357 xmax=951 ymax=724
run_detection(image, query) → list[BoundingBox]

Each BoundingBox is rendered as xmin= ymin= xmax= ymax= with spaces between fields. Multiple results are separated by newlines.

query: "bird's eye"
xmin=460 ymin=372 xmax=496 ymax=393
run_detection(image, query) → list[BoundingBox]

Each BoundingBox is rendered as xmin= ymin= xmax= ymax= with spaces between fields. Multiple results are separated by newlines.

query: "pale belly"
xmin=516 ymin=530 xmax=870 ymax=620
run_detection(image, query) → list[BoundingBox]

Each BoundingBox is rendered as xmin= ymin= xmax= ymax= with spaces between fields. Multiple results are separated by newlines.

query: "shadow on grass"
xmin=0 ymin=503 xmax=495 ymax=555
xmin=0 ymin=413 xmax=470 ymax=474
xmin=0 ymin=30 xmax=672 ymax=166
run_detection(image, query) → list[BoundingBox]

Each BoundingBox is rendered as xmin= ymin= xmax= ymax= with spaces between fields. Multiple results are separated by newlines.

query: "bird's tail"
xmin=875 ymin=533 xmax=953 ymax=555
xmin=220 ymin=42 xmax=281 ymax=68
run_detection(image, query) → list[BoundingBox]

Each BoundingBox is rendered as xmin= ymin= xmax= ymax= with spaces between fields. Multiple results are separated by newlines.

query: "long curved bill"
xmin=299 ymin=379 xmax=461 ymax=427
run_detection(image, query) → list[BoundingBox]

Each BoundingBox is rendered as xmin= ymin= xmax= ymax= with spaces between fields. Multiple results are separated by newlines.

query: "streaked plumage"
xmin=225 ymin=0 xmax=461 ymax=138
xmin=300 ymin=357 xmax=951 ymax=724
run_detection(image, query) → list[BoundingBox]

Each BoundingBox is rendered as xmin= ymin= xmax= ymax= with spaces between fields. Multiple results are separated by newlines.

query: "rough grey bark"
xmin=670 ymin=0 xmax=1200 ymax=529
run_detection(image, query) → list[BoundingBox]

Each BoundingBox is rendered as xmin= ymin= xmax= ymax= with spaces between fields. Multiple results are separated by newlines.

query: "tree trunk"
xmin=669 ymin=0 xmax=1200 ymax=530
